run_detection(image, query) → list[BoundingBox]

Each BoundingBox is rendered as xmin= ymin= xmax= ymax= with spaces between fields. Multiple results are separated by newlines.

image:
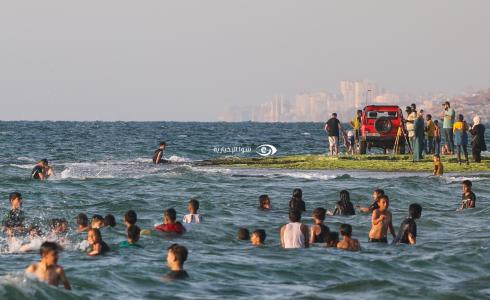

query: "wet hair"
xmin=237 ymin=228 xmax=250 ymax=240
xmin=49 ymin=218 xmax=68 ymax=229
xmin=9 ymin=192 xmax=22 ymax=202
xmin=127 ymin=225 xmax=141 ymax=242
xmin=312 ymin=207 xmax=326 ymax=221
xmin=168 ymin=243 xmax=188 ymax=264
xmin=292 ymin=188 xmax=303 ymax=199
xmin=326 ymin=231 xmax=340 ymax=246
xmin=340 ymin=190 xmax=350 ymax=202
xmin=89 ymin=228 xmax=102 ymax=242
xmin=378 ymin=195 xmax=390 ymax=206
xmin=462 ymin=180 xmax=472 ymax=188
xmin=188 ymin=199 xmax=200 ymax=212
xmin=40 ymin=159 xmax=49 ymax=165
xmin=252 ymin=229 xmax=266 ymax=243
xmin=125 ymin=210 xmax=137 ymax=225
xmin=104 ymin=214 xmax=116 ymax=227
xmin=40 ymin=241 xmax=61 ymax=257
xmin=77 ymin=213 xmax=88 ymax=227
xmin=409 ymin=203 xmax=422 ymax=219
xmin=339 ymin=223 xmax=352 ymax=237
xmin=458 ymin=114 xmax=464 ymax=122
xmin=374 ymin=189 xmax=384 ymax=197
xmin=258 ymin=194 xmax=270 ymax=208
xmin=160 ymin=141 xmax=167 ymax=147
xmin=91 ymin=214 xmax=104 ymax=225
xmin=289 ymin=209 xmax=302 ymax=222
xmin=164 ymin=208 xmax=177 ymax=222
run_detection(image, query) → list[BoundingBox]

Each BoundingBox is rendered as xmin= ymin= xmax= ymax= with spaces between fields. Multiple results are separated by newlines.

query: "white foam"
xmin=167 ymin=155 xmax=192 ymax=163
xmin=16 ymin=156 xmax=35 ymax=162
xmin=9 ymin=164 xmax=33 ymax=169
xmin=443 ymin=176 xmax=487 ymax=183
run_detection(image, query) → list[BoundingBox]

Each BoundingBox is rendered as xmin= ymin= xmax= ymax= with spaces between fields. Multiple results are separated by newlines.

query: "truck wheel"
xmin=360 ymin=141 xmax=367 ymax=154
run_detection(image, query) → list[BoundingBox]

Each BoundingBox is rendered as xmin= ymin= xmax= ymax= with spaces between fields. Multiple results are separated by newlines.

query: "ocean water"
xmin=0 ymin=121 xmax=489 ymax=300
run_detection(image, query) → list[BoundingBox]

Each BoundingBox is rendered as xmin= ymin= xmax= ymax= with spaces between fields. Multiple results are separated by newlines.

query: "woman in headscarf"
xmin=413 ymin=112 xmax=425 ymax=162
xmin=469 ymin=116 xmax=486 ymax=163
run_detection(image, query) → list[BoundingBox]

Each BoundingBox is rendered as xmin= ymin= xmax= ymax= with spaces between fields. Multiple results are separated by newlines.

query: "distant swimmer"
xmin=31 ymin=159 xmax=54 ymax=180
xmin=153 ymin=141 xmax=169 ymax=164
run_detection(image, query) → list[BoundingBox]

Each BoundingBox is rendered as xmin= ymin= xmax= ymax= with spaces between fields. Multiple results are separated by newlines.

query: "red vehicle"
xmin=360 ymin=105 xmax=406 ymax=154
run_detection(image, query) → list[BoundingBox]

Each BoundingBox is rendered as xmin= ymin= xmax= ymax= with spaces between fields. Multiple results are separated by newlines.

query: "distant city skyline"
xmin=1 ymin=1 xmax=489 ymax=121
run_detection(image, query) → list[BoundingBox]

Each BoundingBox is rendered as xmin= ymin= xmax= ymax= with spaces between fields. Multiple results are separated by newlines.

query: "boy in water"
xmin=153 ymin=141 xmax=168 ymax=164
xmin=237 ymin=228 xmax=250 ymax=240
xmin=163 ymin=243 xmax=189 ymax=280
xmin=76 ymin=213 xmax=89 ymax=233
xmin=459 ymin=180 xmax=476 ymax=210
xmin=357 ymin=189 xmax=384 ymax=213
xmin=25 ymin=241 xmax=71 ymax=290
xmin=124 ymin=210 xmax=137 ymax=228
xmin=433 ymin=154 xmax=444 ymax=176
xmin=2 ymin=192 xmax=26 ymax=236
xmin=258 ymin=194 xmax=271 ymax=210
xmin=251 ymin=229 xmax=266 ymax=246
xmin=393 ymin=203 xmax=422 ymax=245
xmin=309 ymin=207 xmax=330 ymax=244
xmin=183 ymin=199 xmax=202 ymax=224
xmin=91 ymin=215 xmax=105 ymax=229
xmin=87 ymin=228 xmax=110 ymax=256
xmin=154 ymin=208 xmax=186 ymax=234
xmin=325 ymin=231 xmax=339 ymax=248
xmin=104 ymin=214 xmax=116 ymax=227
xmin=368 ymin=195 xmax=396 ymax=243
xmin=337 ymin=224 xmax=360 ymax=251
xmin=119 ymin=225 xmax=142 ymax=248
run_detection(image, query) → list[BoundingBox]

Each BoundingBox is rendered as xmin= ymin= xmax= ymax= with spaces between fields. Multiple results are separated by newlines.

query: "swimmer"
xmin=309 ymin=207 xmax=330 ymax=244
xmin=328 ymin=190 xmax=355 ymax=216
xmin=183 ymin=199 xmax=202 ymax=224
xmin=25 ymin=241 xmax=71 ymax=290
xmin=20 ymin=226 xmax=44 ymax=253
xmin=459 ymin=180 xmax=476 ymax=210
xmin=368 ymin=195 xmax=396 ymax=243
xmin=76 ymin=213 xmax=89 ymax=233
xmin=31 ymin=159 xmax=54 ymax=180
xmin=337 ymin=224 xmax=360 ymax=251
xmin=237 ymin=228 xmax=250 ymax=240
xmin=251 ymin=229 xmax=266 ymax=246
xmin=119 ymin=225 xmax=142 ymax=248
xmin=91 ymin=214 xmax=105 ymax=229
xmin=2 ymin=192 xmax=26 ymax=237
xmin=433 ymin=154 xmax=444 ymax=176
xmin=280 ymin=209 xmax=309 ymax=249
xmin=289 ymin=188 xmax=306 ymax=213
xmin=163 ymin=243 xmax=189 ymax=280
xmin=104 ymin=214 xmax=116 ymax=227
xmin=124 ymin=210 xmax=137 ymax=228
xmin=393 ymin=203 xmax=422 ymax=245
xmin=258 ymin=194 xmax=271 ymax=210
xmin=325 ymin=231 xmax=339 ymax=248
xmin=154 ymin=208 xmax=186 ymax=234
xmin=357 ymin=189 xmax=385 ymax=213
xmin=153 ymin=141 xmax=168 ymax=164
xmin=87 ymin=228 xmax=110 ymax=256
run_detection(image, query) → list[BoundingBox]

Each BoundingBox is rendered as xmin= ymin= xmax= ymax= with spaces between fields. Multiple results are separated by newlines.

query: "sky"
xmin=1 ymin=0 xmax=489 ymax=121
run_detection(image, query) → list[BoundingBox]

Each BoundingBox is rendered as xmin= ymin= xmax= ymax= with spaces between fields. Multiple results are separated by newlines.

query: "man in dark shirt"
xmin=153 ymin=141 xmax=168 ymax=164
xmin=32 ymin=159 xmax=53 ymax=180
xmin=163 ymin=243 xmax=189 ymax=281
xmin=393 ymin=203 xmax=422 ymax=245
xmin=324 ymin=113 xmax=343 ymax=156
xmin=2 ymin=192 xmax=26 ymax=236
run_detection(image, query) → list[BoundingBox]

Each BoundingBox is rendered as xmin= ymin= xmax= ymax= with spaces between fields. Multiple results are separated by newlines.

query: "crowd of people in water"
xmin=324 ymin=101 xmax=487 ymax=165
xmin=3 ymin=165 xmax=478 ymax=290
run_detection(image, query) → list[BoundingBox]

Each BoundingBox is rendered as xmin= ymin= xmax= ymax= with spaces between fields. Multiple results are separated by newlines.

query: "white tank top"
xmin=283 ymin=222 xmax=305 ymax=248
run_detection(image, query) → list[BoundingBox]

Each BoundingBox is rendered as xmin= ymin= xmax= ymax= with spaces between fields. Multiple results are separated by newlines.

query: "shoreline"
xmin=199 ymin=154 xmax=490 ymax=173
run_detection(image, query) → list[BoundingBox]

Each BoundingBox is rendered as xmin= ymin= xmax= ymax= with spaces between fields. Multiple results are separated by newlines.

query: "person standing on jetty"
xmin=413 ymin=112 xmax=425 ymax=162
xmin=405 ymin=106 xmax=417 ymax=150
xmin=442 ymin=101 xmax=456 ymax=154
xmin=325 ymin=113 xmax=344 ymax=156
xmin=469 ymin=116 xmax=486 ymax=163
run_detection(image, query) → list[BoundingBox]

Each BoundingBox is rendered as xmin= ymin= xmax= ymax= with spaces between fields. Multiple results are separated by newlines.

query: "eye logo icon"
xmin=256 ymin=144 xmax=277 ymax=157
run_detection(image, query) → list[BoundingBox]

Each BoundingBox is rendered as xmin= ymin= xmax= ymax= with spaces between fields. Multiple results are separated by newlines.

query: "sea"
xmin=0 ymin=121 xmax=489 ymax=300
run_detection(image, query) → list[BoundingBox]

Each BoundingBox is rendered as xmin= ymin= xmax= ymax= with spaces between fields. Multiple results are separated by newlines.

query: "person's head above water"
xmin=251 ymin=229 xmax=266 ymax=245
xmin=50 ymin=218 xmax=69 ymax=234
xmin=77 ymin=213 xmax=88 ymax=228
xmin=237 ymin=228 xmax=250 ymax=240
xmin=9 ymin=192 xmax=22 ymax=209
xmin=433 ymin=154 xmax=441 ymax=162
xmin=104 ymin=214 xmax=116 ymax=227
xmin=288 ymin=209 xmax=302 ymax=223
xmin=339 ymin=190 xmax=350 ymax=203
xmin=38 ymin=159 xmax=49 ymax=167
xmin=127 ymin=225 xmax=141 ymax=243
xmin=167 ymin=243 xmax=188 ymax=269
xmin=91 ymin=215 xmax=105 ymax=229
xmin=292 ymin=188 xmax=302 ymax=200
xmin=408 ymin=203 xmax=422 ymax=219
xmin=373 ymin=189 xmax=384 ymax=201
xmin=159 ymin=141 xmax=167 ymax=149
xmin=88 ymin=228 xmax=102 ymax=244
xmin=377 ymin=195 xmax=389 ymax=211
xmin=124 ymin=210 xmax=137 ymax=226
xmin=312 ymin=207 xmax=326 ymax=222
xmin=258 ymin=194 xmax=271 ymax=209
xmin=188 ymin=199 xmax=199 ymax=214
xmin=39 ymin=241 xmax=62 ymax=266
xmin=339 ymin=223 xmax=352 ymax=237
xmin=462 ymin=180 xmax=472 ymax=193
xmin=164 ymin=208 xmax=177 ymax=224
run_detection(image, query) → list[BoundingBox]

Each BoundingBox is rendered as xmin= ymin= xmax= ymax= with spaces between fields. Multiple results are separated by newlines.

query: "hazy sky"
xmin=1 ymin=0 xmax=489 ymax=121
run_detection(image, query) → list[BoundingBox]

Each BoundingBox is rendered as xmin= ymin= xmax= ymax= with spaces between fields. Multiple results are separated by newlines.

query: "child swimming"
xmin=163 ymin=243 xmax=189 ymax=280
xmin=124 ymin=210 xmax=137 ymax=228
xmin=337 ymin=224 xmax=360 ymax=251
xmin=237 ymin=228 xmax=250 ymax=240
xmin=433 ymin=154 xmax=444 ymax=176
xmin=182 ymin=199 xmax=202 ymax=224
xmin=459 ymin=180 xmax=476 ymax=210
xmin=25 ymin=241 xmax=71 ymax=290
xmin=393 ymin=203 xmax=422 ymax=245
xmin=2 ymin=192 xmax=26 ymax=237
xmin=154 ymin=208 xmax=186 ymax=234
xmin=309 ymin=207 xmax=330 ymax=244
xmin=280 ymin=209 xmax=309 ymax=249
xmin=119 ymin=225 xmax=142 ymax=248
xmin=76 ymin=213 xmax=90 ymax=233
xmin=258 ymin=194 xmax=271 ymax=210
xmin=251 ymin=229 xmax=266 ymax=246
xmin=368 ymin=195 xmax=396 ymax=243
xmin=91 ymin=215 xmax=105 ymax=229
xmin=104 ymin=214 xmax=116 ymax=227
xmin=87 ymin=228 xmax=110 ymax=256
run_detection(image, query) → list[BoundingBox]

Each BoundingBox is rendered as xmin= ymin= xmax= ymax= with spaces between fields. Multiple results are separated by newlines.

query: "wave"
xmin=442 ymin=176 xmax=487 ymax=183
xmin=9 ymin=164 xmax=33 ymax=169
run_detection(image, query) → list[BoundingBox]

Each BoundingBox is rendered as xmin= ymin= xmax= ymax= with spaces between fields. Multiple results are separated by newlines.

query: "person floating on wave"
xmin=357 ymin=189 xmax=385 ymax=213
xmin=32 ymin=159 xmax=54 ymax=180
xmin=433 ymin=154 xmax=444 ymax=176
xmin=258 ymin=194 xmax=271 ymax=210
xmin=309 ymin=207 xmax=330 ymax=244
xmin=154 ymin=208 xmax=186 ymax=234
xmin=25 ymin=241 xmax=71 ymax=290
xmin=337 ymin=224 xmax=360 ymax=251
xmin=237 ymin=228 xmax=250 ymax=241
xmin=2 ymin=192 xmax=26 ymax=237
xmin=393 ymin=203 xmax=422 ymax=245
xmin=153 ymin=141 xmax=169 ymax=164
xmin=163 ymin=243 xmax=189 ymax=280
xmin=368 ymin=195 xmax=396 ymax=243
xmin=119 ymin=225 xmax=142 ymax=248
xmin=87 ymin=228 xmax=110 ymax=256
xmin=280 ymin=209 xmax=309 ymax=249
xmin=183 ymin=199 xmax=202 ymax=224
xmin=251 ymin=229 xmax=266 ymax=246
xmin=459 ymin=180 xmax=476 ymax=210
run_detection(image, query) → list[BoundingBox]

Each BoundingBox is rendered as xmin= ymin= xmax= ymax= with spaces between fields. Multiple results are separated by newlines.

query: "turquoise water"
xmin=0 ymin=121 xmax=489 ymax=299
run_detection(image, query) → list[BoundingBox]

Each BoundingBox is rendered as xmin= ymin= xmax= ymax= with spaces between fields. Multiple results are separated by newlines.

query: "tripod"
xmin=393 ymin=126 xmax=413 ymax=154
